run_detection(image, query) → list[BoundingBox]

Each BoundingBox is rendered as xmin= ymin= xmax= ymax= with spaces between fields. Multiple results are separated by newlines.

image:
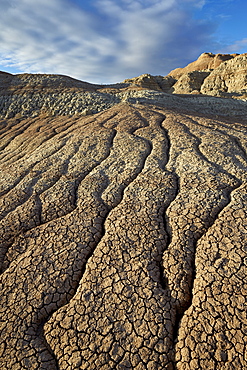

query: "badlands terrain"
xmin=0 ymin=53 xmax=247 ymax=369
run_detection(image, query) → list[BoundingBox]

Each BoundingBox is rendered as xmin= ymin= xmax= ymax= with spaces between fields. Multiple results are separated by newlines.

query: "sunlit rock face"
xmin=0 ymin=65 xmax=247 ymax=370
xmin=125 ymin=53 xmax=247 ymax=100
xmin=200 ymin=54 xmax=247 ymax=98
xmin=169 ymin=53 xmax=247 ymax=99
xmin=168 ymin=52 xmax=238 ymax=79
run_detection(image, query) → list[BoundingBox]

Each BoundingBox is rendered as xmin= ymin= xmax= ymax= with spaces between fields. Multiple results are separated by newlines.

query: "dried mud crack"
xmin=0 ymin=85 xmax=247 ymax=370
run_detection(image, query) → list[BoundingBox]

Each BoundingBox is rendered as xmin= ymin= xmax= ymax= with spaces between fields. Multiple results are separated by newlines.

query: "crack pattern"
xmin=161 ymin=115 xmax=239 ymax=300
xmin=0 ymin=104 xmax=152 ymax=369
xmin=0 ymin=103 xmax=246 ymax=369
xmin=175 ymin=183 xmax=247 ymax=369
xmin=44 ymin=112 xmax=178 ymax=369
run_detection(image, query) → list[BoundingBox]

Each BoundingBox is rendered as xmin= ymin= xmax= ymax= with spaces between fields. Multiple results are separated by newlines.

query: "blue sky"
xmin=0 ymin=0 xmax=246 ymax=83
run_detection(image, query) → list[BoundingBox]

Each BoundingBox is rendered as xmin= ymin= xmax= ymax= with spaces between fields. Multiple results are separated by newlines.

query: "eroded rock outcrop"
xmin=170 ymin=71 xmax=210 ymax=94
xmin=168 ymin=52 xmax=247 ymax=99
xmin=124 ymin=53 xmax=247 ymax=99
xmin=201 ymin=54 xmax=247 ymax=97
xmin=168 ymin=52 xmax=237 ymax=79
xmin=0 ymin=70 xmax=247 ymax=370
xmin=123 ymin=74 xmax=176 ymax=93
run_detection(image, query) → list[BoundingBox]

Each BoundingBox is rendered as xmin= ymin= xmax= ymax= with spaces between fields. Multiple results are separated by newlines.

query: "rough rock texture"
xmin=0 ymin=70 xmax=247 ymax=370
xmin=123 ymin=74 xmax=176 ymax=93
xmin=170 ymin=71 xmax=210 ymax=94
xmin=124 ymin=53 xmax=247 ymax=100
xmin=169 ymin=53 xmax=247 ymax=99
xmin=0 ymin=72 xmax=122 ymax=119
xmin=168 ymin=52 xmax=238 ymax=79
xmin=2 ymin=70 xmax=247 ymax=121
xmin=201 ymin=54 xmax=247 ymax=97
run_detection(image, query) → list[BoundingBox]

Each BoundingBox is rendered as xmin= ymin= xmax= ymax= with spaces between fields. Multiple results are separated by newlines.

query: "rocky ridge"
xmin=0 ymin=56 xmax=247 ymax=370
xmin=124 ymin=53 xmax=247 ymax=99
xmin=1 ymin=56 xmax=247 ymax=121
xmin=168 ymin=52 xmax=238 ymax=78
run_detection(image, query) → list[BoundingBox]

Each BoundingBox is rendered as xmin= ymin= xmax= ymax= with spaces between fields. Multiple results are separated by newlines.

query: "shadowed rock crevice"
xmin=0 ymin=125 xmax=117 ymax=271
xmin=39 ymin=130 xmax=153 ymax=369
xmin=158 ymin=113 xmax=244 ymax=367
xmin=0 ymin=106 xmax=157 ymax=369
xmin=1 ymin=106 xmax=149 ymax=265
xmin=170 ymin=182 xmax=243 ymax=362
xmin=44 ymin=167 xmax=178 ymax=369
xmin=0 ymin=123 xmax=71 ymax=198
xmin=42 ymin=111 xmax=179 ymax=369
xmin=231 ymin=136 xmax=247 ymax=162
xmin=175 ymin=184 xmax=247 ymax=369
xmin=177 ymin=114 xmax=247 ymax=182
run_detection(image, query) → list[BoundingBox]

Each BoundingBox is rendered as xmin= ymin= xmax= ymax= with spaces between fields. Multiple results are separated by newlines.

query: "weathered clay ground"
xmin=0 ymin=79 xmax=247 ymax=369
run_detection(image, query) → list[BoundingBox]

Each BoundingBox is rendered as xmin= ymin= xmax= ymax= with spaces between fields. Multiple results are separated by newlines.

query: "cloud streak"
xmin=220 ymin=38 xmax=247 ymax=54
xmin=0 ymin=0 xmax=233 ymax=83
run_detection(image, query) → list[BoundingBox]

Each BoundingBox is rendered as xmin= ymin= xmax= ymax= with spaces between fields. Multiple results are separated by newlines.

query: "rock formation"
xmin=200 ymin=54 xmax=247 ymax=97
xmin=0 ymin=60 xmax=247 ymax=370
xmin=123 ymin=74 xmax=176 ymax=93
xmin=169 ymin=71 xmax=210 ymax=95
xmin=168 ymin=52 xmax=238 ymax=79
xmin=124 ymin=53 xmax=247 ymax=100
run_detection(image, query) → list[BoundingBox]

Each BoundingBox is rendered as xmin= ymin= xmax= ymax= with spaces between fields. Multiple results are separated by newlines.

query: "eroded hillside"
xmin=0 ymin=69 xmax=247 ymax=370
xmin=124 ymin=53 xmax=247 ymax=99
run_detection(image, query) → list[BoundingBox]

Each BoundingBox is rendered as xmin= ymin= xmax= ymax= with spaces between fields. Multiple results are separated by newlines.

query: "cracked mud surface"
xmin=0 ymin=102 xmax=247 ymax=369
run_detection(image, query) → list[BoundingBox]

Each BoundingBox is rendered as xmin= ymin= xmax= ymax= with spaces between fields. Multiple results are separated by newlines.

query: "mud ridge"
xmin=172 ymin=181 xmax=243 ymax=365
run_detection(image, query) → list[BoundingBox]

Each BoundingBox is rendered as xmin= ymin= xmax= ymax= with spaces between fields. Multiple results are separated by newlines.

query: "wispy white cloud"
xmin=0 ymin=0 xmax=237 ymax=83
xmin=219 ymin=38 xmax=247 ymax=54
